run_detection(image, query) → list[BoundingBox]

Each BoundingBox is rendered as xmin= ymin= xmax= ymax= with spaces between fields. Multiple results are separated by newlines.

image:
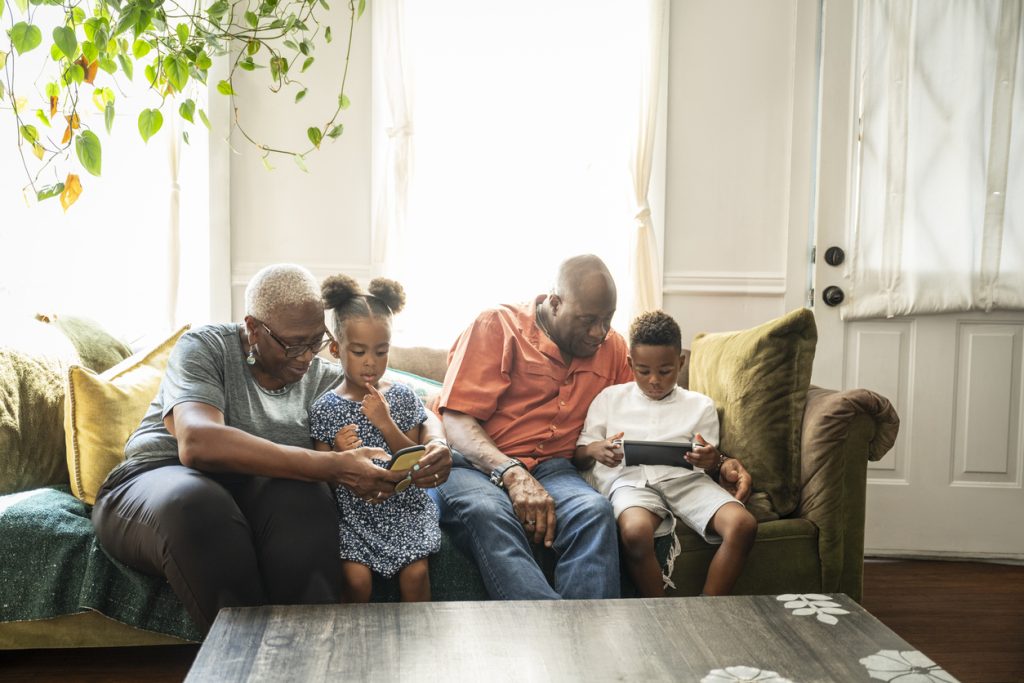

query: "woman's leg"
xmin=397 ymin=558 xmax=431 ymax=602
xmin=617 ymin=506 xmax=666 ymax=598
xmin=340 ymin=561 xmax=374 ymax=603
xmin=228 ymin=477 xmax=343 ymax=606
xmin=703 ymin=503 xmax=757 ymax=596
xmin=91 ymin=465 xmax=265 ymax=633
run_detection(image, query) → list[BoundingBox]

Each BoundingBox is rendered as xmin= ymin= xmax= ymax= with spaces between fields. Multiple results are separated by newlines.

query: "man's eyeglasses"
xmin=259 ymin=322 xmax=333 ymax=358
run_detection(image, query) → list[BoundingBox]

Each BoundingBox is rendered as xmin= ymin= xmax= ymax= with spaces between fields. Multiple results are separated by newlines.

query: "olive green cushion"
xmin=689 ymin=308 xmax=817 ymax=518
xmin=49 ymin=314 xmax=132 ymax=374
xmin=0 ymin=316 xmax=131 ymax=495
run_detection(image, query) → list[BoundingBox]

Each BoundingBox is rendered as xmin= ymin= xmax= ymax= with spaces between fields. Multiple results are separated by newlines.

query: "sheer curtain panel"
xmin=844 ymin=0 xmax=1024 ymax=320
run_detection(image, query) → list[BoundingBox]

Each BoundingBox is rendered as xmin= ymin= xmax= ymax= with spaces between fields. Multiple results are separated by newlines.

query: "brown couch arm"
xmin=796 ymin=387 xmax=899 ymax=602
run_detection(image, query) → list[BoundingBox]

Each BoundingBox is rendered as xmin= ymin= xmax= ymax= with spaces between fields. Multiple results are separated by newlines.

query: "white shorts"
xmin=609 ymin=472 xmax=742 ymax=544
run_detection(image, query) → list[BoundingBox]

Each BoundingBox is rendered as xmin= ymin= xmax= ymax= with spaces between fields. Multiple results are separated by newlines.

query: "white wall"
xmin=229 ymin=6 xmax=374 ymax=316
xmin=662 ymin=0 xmax=820 ymax=346
xmin=229 ymin=2 xmax=822 ymax=349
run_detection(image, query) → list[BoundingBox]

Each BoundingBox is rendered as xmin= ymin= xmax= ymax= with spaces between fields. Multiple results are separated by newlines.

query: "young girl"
xmin=309 ymin=275 xmax=441 ymax=602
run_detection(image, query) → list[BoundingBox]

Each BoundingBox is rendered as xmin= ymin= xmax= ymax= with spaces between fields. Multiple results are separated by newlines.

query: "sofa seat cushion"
xmin=669 ymin=518 xmax=820 ymax=596
xmin=0 ymin=486 xmax=200 ymax=642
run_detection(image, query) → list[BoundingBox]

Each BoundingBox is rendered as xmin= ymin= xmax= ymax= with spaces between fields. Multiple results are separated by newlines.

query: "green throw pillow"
xmin=50 ymin=314 xmax=133 ymax=374
xmin=689 ymin=308 xmax=817 ymax=518
xmin=1 ymin=315 xmax=133 ymax=495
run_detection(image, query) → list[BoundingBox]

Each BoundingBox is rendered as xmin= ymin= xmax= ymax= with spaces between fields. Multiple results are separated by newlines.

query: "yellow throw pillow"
xmin=64 ymin=325 xmax=189 ymax=504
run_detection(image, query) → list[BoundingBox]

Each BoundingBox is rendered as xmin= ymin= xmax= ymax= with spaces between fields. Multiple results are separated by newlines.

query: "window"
xmin=373 ymin=0 xmax=666 ymax=347
xmin=0 ymin=23 xmax=211 ymax=343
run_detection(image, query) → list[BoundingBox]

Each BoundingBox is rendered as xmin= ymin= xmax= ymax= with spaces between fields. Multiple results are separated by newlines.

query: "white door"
xmin=813 ymin=0 xmax=1024 ymax=560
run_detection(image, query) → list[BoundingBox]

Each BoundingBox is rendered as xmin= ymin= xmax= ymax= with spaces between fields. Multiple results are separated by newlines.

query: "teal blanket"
xmin=0 ymin=487 xmax=668 ymax=640
xmin=0 ymin=486 xmax=201 ymax=641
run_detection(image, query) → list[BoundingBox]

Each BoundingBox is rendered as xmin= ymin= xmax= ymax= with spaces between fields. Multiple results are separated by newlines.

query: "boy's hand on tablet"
xmin=686 ymin=433 xmax=720 ymax=470
xmin=586 ymin=431 xmax=624 ymax=467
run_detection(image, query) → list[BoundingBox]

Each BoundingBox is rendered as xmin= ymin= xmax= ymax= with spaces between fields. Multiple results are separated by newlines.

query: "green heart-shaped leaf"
xmin=10 ymin=23 xmax=42 ymax=55
xmin=138 ymin=108 xmax=163 ymax=142
xmin=53 ymin=25 xmax=77 ymax=59
xmin=75 ymin=129 xmax=102 ymax=176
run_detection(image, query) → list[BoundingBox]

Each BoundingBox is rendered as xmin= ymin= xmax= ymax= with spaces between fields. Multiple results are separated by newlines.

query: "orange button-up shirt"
xmin=438 ymin=296 xmax=633 ymax=470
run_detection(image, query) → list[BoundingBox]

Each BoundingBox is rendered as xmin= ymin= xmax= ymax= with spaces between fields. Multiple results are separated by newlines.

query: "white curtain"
xmin=845 ymin=0 xmax=1024 ymax=320
xmin=630 ymin=1 xmax=667 ymax=317
xmin=370 ymin=0 xmax=414 ymax=279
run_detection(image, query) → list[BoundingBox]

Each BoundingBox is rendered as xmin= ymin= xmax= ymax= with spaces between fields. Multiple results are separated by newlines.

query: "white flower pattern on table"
xmin=860 ymin=650 xmax=957 ymax=682
xmin=776 ymin=593 xmax=850 ymax=625
xmin=701 ymin=666 xmax=797 ymax=683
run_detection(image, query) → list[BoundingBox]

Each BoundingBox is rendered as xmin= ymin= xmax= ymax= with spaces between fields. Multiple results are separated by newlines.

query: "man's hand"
xmin=409 ymin=440 xmax=453 ymax=489
xmin=504 ymin=467 xmax=556 ymax=548
xmin=333 ymin=424 xmax=362 ymax=451
xmin=328 ymin=446 xmax=405 ymax=504
xmin=718 ymin=457 xmax=752 ymax=503
xmin=360 ymin=384 xmax=393 ymax=431
xmin=685 ymin=432 xmax=720 ymax=470
xmin=583 ymin=431 xmax=624 ymax=468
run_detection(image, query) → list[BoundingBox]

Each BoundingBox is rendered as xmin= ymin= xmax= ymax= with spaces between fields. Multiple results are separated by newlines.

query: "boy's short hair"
xmin=629 ymin=310 xmax=682 ymax=352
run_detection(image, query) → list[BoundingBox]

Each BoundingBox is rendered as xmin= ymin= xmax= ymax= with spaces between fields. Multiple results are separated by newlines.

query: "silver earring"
xmin=246 ymin=344 xmax=257 ymax=366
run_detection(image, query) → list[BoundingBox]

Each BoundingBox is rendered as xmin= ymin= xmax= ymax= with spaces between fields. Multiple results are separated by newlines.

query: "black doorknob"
xmin=824 ymin=246 xmax=845 ymax=266
xmin=822 ymin=286 xmax=845 ymax=307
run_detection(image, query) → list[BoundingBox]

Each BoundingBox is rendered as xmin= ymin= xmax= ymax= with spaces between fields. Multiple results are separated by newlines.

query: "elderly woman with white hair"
xmin=91 ymin=264 xmax=452 ymax=634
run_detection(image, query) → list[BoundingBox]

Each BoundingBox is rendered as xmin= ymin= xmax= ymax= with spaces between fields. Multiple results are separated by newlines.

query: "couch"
xmin=0 ymin=309 xmax=898 ymax=649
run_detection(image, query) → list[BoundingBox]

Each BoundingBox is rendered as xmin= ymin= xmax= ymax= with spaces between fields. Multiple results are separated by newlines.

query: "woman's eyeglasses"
xmin=259 ymin=322 xmax=333 ymax=358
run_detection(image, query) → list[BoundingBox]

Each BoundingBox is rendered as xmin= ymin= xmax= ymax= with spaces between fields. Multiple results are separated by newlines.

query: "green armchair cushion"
xmin=0 ymin=315 xmax=131 ymax=495
xmin=689 ymin=308 xmax=817 ymax=518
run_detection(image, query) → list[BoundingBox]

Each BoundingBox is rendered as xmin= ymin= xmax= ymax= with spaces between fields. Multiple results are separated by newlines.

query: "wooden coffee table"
xmin=185 ymin=594 xmax=957 ymax=682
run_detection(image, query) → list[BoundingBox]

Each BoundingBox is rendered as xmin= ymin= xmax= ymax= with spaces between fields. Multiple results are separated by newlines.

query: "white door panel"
xmin=815 ymin=0 xmax=1024 ymax=559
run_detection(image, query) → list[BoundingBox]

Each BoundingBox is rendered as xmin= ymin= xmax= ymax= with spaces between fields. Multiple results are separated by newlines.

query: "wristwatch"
xmin=489 ymin=458 xmax=526 ymax=489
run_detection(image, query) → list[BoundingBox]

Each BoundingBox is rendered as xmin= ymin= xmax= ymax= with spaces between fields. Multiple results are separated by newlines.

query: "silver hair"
xmin=244 ymin=264 xmax=322 ymax=321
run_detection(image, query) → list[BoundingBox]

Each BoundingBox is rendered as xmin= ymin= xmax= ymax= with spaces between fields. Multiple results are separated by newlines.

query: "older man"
xmin=433 ymin=255 xmax=752 ymax=600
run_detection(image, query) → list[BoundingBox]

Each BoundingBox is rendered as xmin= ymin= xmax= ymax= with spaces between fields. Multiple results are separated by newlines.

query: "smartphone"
xmin=387 ymin=444 xmax=426 ymax=471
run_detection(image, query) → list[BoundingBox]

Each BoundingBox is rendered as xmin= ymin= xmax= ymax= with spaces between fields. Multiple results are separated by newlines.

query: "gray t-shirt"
xmin=113 ymin=323 xmax=344 ymax=473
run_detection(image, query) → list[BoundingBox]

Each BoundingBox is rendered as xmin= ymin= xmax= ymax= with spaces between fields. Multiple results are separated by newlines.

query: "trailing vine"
xmin=1 ymin=0 xmax=363 ymax=208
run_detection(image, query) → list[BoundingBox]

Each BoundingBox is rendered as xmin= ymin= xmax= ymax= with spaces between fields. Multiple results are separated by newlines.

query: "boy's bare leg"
xmin=398 ymin=558 xmax=431 ymax=602
xmin=618 ymin=506 xmax=666 ymax=598
xmin=703 ymin=503 xmax=757 ymax=595
xmin=341 ymin=560 xmax=374 ymax=603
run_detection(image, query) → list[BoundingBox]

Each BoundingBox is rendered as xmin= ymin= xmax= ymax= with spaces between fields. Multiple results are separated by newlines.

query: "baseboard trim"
xmin=865 ymin=549 xmax=1024 ymax=566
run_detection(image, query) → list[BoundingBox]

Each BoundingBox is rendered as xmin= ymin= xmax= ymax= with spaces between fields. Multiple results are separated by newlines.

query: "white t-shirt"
xmin=576 ymin=382 xmax=719 ymax=497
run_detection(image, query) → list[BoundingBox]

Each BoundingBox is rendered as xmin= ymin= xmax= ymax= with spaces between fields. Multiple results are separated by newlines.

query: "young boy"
xmin=573 ymin=310 xmax=757 ymax=597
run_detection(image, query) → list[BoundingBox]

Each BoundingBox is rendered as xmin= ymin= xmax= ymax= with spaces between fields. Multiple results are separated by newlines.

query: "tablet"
xmin=619 ymin=440 xmax=694 ymax=468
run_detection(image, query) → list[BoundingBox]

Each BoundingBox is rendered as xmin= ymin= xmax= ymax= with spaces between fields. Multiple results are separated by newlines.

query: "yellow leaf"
xmin=61 ymin=125 xmax=72 ymax=145
xmin=66 ymin=112 xmax=80 ymax=129
xmin=60 ymin=174 xmax=82 ymax=211
xmin=15 ymin=96 xmax=28 ymax=113
xmin=32 ymin=143 xmax=44 ymax=160
xmin=50 ymin=95 xmax=58 ymax=119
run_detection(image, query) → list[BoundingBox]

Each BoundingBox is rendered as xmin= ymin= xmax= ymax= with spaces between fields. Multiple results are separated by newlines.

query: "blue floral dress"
xmin=309 ymin=382 xmax=441 ymax=577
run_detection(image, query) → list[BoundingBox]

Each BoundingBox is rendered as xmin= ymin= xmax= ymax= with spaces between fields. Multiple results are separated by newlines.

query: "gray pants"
xmin=92 ymin=462 xmax=342 ymax=633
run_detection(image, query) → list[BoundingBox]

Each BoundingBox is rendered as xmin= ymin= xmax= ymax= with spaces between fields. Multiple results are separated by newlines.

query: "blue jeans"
xmin=429 ymin=452 xmax=620 ymax=600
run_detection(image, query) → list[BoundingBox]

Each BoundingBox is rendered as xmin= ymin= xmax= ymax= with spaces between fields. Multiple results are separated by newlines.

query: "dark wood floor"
xmin=1 ymin=559 xmax=1021 ymax=683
